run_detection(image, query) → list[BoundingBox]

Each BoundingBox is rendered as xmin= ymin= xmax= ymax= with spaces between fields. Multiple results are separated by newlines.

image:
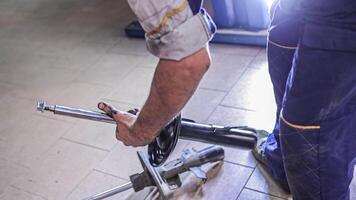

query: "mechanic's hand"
xmin=97 ymin=102 xmax=152 ymax=147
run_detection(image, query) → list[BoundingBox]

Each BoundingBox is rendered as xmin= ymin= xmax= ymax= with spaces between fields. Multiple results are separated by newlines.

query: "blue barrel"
xmin=211 ymin=0 xmax=236 ymax=28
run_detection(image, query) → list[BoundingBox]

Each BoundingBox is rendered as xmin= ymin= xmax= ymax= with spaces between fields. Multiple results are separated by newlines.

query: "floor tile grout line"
xmin=106 ymin=41 xmax=150 ymax=57
xmin=220 ymin=46 xmax=263 ymax=94
xmin=93 ymin=169 xmax=130 ymax=182
xmin=44 ymin=41 xmax=114 ymax=75
xmin=9 ymin=185 xmax=48 ymax=200
xmin=203 ymin=51 xmax=258 ymax=127
xmin=196 ymin=59 xmax=253 ymax=125
xmin=217 ymin=59 xmax=255 ymax=110
xmin=222 ymin=62 xmax=251 ymax=92
xmin=0 ymin=79 xmax=31 ymax=90
xmin=246 ymin=49 xmax=268 ymax=70
xmin=100 ymin=98 xmax=141 ymax=108
xmin=35 ymin=122 xmax=78 ymax=167
xmin=79 ymin=40 xmax=122 ymax=74
xmin=77 ymin=55 xmax=143 ymax=83
xmin=64 ymin=168 xmax=93 ymax=200
xmin=210 ymin=52 xmax=257 ymax=59
xmin=59 ymin=134 xmax=120 ymax=199
xmin=249 ymin=48 xmax=264 ymax=61
xmin=106 ymin=51 xmax=150 ymax=58
xmin=2 ymin=91 xmax=36 ymax=102
xmin=199 ymin=86 xmax=229 ymax=93
xmin=0 ymin=157 xmax=31 ymax=170
xmin=235 ymin=166 xmax=257 ymax=200
xmin=201 ymin=97 xmax=226 ymax=123
xmin=248 ymin=63 xmax=267 ymax=70
xmin=243 ymin=187 xmax=288 ymax=200
xmin=101 ymin=65 xmax=154 ymax=104
xmin=202 ymin=102 xmax=220 ymax=124
xmin=210 ymin=50 xmax=262 ymax=58
xmin=60 ymin=137 xmax=110 ymax=153
xmin=202 ymin=67 xmax=250 ymax=123
xmin=107 ymin=141 xmax=119 ymax=152
xmin=65 ymin=79 xmax=119 ymax=90
xmin=218 ymin=104 xmax=257 ymax=112
xmin=34 ymin=114 xmax=78 ymax=125
xmin=64 ymin=155 xmax=129 ymax=199
xmin=188 ymin=83 xmax=229 ymax=124
xmin=224 ymin=160 xmax=256 ymax=169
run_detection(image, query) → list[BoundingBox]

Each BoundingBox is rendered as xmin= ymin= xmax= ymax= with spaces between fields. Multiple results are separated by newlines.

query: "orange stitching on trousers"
xmin=281 ymin=113 xmax=320 ymax=130
xmin=268 ymin=39 xmax=297 ymax=50
xmin=148 ymin=1 xmax=189 ymax=36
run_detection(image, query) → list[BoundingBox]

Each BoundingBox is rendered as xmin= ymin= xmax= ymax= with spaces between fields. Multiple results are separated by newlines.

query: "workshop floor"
xmin=0 ymin=0 xmax=355 ymax=199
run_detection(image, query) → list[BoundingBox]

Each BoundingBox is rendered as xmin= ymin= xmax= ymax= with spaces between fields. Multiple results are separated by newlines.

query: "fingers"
xmin=97 ymin=102 xmax=119 ymax=118
xmin=127 ymin=108 xmax=140 ymax=115
xmin=98 ymin=102 xmax=127 ymax=143
xmin=115 ymin=125 xmax=139 ymax=147
xmin=98 ymin=102 xmax=130 ymax=124
xmin=98 ymin=102 xmax=137 ymax=124
xmin=98 ymin=102 xmax=142 ymax=147
xmin=115 ymin=126 xmax=122 ymax=141
xmin=115 ymin=126 xmax=129 ymax=146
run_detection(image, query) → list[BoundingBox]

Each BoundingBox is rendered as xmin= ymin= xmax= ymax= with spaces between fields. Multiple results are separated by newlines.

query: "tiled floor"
xmin=0 ymin=0 xmax=355 ymax=200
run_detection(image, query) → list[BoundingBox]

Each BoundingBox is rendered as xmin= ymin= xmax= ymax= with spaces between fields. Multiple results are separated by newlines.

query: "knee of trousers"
xmin=279 ymin=113 xmax=321 ymax=200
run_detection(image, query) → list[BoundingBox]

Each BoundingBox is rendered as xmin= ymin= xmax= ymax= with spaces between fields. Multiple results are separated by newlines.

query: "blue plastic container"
xmin=211 ymin=0 xmax=236 ymax=28
xmin=245 ymin=0 xmax=270 ymax=30
xmin=234 ymin=0 xmax=249 ymax=28
xmin=234 ymin=0 xmax=270 ymax=30
xmin=212 ymin=0 xmax=271 ymax=30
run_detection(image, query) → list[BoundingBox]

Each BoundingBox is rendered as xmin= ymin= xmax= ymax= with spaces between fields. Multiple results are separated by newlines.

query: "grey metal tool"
xmin=83 ymin=145 xmax=225 ymax=200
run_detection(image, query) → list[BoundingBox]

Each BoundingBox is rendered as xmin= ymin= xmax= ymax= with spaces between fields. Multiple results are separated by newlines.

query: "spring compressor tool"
xmin=83 ymin=146 xmax=224 ymax=200
xmin=36 ymin=101 xmax=261 ymax=166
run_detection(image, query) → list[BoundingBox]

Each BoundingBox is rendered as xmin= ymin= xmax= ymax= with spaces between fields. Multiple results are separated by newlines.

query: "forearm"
xmin=107 ymin=0 xmax=216 ymax=146
xmin=132 ymin=47 xmax=211 ymax=141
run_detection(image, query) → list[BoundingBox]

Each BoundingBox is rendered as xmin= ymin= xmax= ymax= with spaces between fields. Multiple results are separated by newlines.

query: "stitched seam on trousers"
xmin=197 ymin=13 xmax=211 ymax=40
xmin=268 ymin=39 xmax=298 ymax=50
xmin=318 ymin=125 xmax=323 ymax=200
xmin=148 ymin=1 xmax=189 ymax=36
xmin=281 ymin=113 xmax=321 ymax=130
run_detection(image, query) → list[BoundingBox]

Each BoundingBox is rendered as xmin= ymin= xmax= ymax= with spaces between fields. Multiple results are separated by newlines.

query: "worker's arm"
xmin=98 ymin=0 xmax=215 ymax=146
xmin=99 ymin=47 xmax=210 ymax=146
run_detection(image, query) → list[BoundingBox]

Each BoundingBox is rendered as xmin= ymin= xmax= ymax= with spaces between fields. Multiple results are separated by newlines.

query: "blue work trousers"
xmin=265 ymin=4 xmax=356 ymax=200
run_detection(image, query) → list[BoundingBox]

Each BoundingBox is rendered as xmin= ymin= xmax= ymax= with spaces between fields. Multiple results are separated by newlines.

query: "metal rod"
xmin=37 ymin=101 xmax=116 ymax=124
xmin=37 ymin=101 xmax=257 ymax=147
xmin=82 ymin=182 xmax=133 ymax=200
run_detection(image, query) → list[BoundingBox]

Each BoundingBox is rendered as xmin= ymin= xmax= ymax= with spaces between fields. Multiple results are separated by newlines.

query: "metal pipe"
xmin=82 ymin=182 xmax=133 ymax=200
